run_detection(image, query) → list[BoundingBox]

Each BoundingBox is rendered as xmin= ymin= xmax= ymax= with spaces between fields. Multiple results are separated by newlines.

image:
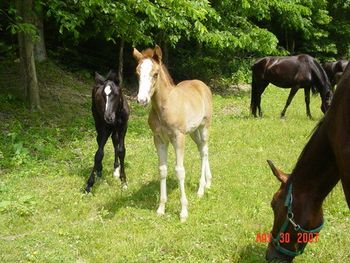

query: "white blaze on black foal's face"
xmin=103 ymin=81 xmax=120 ymax=124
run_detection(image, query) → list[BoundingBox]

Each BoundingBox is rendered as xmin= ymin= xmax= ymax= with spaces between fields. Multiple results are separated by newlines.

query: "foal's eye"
xmin=153 ymin=73 xmax=159 ymax=78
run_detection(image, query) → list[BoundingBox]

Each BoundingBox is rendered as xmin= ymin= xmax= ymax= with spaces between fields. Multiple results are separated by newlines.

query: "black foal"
xmin=85 ymin=71 xmax=129 ymax=192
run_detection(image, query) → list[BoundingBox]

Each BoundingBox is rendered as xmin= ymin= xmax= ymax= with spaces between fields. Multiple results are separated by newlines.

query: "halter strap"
xmin=272 ymin=183 xmax=324 ymax=257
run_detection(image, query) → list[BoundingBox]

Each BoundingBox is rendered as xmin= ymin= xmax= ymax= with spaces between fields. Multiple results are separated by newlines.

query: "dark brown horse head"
xmin=265 ymin=160 xmax=324 ymax=262
xmin=265 ymin=160 xmax=294 ymax=262
xmin=94 ymin=71 xmax=122 ymax=124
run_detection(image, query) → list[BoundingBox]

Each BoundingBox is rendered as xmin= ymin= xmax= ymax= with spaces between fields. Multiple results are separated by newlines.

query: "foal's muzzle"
xmin=137 ymin=97 xmax=149 ymax=106
xmin=104 ymin=115 xmax=114 ymax=124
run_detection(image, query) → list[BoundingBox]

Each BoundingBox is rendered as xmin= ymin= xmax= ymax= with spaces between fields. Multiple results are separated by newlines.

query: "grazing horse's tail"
xmin=250 ymin=72 xmax=260 ymax=117
xmin=250 ymin=58 xmax=267 ymax=117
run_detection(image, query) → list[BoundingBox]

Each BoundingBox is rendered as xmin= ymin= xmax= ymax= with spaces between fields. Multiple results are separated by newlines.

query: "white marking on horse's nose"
xmin=104 ymin=85 xmax=111 ymax=112
xmin=104 ymin=85 xmax=111 ymax=95
xmin=138 ymin=59 xmax=153 ymax=104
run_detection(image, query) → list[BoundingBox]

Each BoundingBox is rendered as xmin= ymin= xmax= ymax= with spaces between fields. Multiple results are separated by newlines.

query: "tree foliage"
xmin=1 ymin=0 xmax=350 ymax=91
xmin=3 ymin=0 xmax=349 ymax=57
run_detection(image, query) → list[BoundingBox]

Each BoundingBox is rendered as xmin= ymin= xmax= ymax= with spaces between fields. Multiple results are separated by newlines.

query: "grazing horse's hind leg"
xmin=280 ymin=87 xmax=298 ymax=118
xmin=171 ymin=133 xmax=188 ymax=222
xmin=85 ymin=128 xmax=110 ymax=192
xmin=191 ymin=126 xmax=212 ymax=197
xmin=251 ymin=73 xmax=268 ymax=117
xmin=256 ymin=83 xmax=268 ymax=117
xmin=154 ymin=135 xmax=169 ymax=216
xmin=304 ymin=87 xmax=312 ymax=119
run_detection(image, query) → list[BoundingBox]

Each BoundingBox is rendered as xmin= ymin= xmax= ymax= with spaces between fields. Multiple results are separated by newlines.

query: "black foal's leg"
xmin=280 ymin=87 xmax=298 ymax=118
xmin=85 ymin=129 xmax=110 ymax=192
xmin=304 ymin=87 xmax=312 ymax=119
xmin=112 ymin=125 xmax=128 ymax=188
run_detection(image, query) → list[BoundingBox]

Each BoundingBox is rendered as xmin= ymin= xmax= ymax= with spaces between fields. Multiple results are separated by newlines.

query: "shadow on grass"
xmin=102 ymin=178 xmax=178 ymax=217
xmin=238 ymin=243 xmax=267 ymax=262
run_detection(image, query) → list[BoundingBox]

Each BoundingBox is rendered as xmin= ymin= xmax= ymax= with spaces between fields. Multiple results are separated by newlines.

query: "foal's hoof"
xmin=205 ymin=181 xmax=211 ymax=189
xmin=96 ymin=171 xmax=102 ymax=177
xmin=121 ymin=182 xmax=128 ymax=190
xmin=197 ymin=189 xmax=204 ymax=198
xmin=84 ymin=186 xmax=91 ymax=193
xmin=113 ymin=167 xmax=120 ymax=178
xmin=180 ymin=211 xmax=188 ymax=223
xmin=157 ymin=205 xmax=165 ymax=215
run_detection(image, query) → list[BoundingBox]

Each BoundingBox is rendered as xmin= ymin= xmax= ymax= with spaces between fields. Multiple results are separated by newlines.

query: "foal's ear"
xmin=267 ymin=160 xmax=288 ymax=184
xmin=133 ymin=48 xmax=143 ymax=62
xmin=95 ymin=72 xmax=105 ymax=85
xmin=106 ymin=70 xmax=119 ymax=85
xmin=153 ymin=45 xmax=162 ymax=63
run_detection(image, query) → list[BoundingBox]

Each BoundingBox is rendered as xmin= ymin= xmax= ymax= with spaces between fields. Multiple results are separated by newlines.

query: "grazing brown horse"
xmin=323 ymin=60 xmax=349 ymax=91
xmin=251 ymin=55 xmax=333 ymax=118
xmin=133 ymin=45 xmax=213 ymax=222
xmin=85 ymin=71 xmax=129 ymax=192
xmin=266 ymin=63 xmax=350 ymax=262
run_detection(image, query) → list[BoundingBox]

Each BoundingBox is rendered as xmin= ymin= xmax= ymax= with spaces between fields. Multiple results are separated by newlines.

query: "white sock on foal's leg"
xmin=205 ymin=155 xmax=212 ymax=189
xmin=157 ymin=165 xmax=167 ymax=215
xmin=197 ymin=160 xmax=206 ymax=197
xmin=113 ymin=166 xmax=120 ymax=178
xmin=175 ymin=165 xmax=188 ymax=222
xmin=197 ymin=144 xmax=209 ymax=197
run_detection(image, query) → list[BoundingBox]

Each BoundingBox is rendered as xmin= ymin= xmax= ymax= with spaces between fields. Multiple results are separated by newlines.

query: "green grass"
xmin=0 ymin=60 xmax=349 ymax=262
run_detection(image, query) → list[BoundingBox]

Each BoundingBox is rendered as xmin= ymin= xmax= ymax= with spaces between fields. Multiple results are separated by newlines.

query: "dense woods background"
xmin=1 ymin=0 xmax=350 ymax=110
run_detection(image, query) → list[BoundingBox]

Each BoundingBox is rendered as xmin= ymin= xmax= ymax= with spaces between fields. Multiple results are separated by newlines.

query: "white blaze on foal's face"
xmin=104 ymin=85 xmax=112 ymax=111
xmin=137 ymin=59 xmax=156 ymax=105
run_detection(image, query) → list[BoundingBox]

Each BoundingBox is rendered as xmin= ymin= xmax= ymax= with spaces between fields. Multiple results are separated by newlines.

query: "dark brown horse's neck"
xmin=313 ymin=62 xmax=331 ymax=104
xmin=289 ymin=123 xmax=339 ymax=223
xmin=151 ymin=65 xmax=174 ymax=114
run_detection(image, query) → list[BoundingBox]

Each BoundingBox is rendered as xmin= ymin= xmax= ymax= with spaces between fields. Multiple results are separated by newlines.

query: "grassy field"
xmin=0 ymin=60 xmax=349 ymax=262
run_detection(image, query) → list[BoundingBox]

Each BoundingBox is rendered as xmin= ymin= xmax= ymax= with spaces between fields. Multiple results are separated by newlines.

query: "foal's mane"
xmin=142 ymin=49 xmax=175 ymax=86
xmin=159 ymin=64 xmax=175 ymax=86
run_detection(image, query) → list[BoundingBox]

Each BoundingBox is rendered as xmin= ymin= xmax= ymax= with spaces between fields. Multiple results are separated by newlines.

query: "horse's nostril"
xmin=105 ymin=116 xmax=113 ymax=123
xmin=138 ymin=99 xmax=146 ymax=105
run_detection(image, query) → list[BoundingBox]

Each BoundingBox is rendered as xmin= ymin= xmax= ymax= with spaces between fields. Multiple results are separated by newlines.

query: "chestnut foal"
xmin=133 ymin=45 xmax=213 ymax=222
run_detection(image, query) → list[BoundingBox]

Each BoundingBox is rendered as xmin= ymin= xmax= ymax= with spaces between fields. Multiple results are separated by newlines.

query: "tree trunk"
xmin=285 ymin=31 xmax=289 ymax=52
xmin=16 ymin=0 xmax=42 ymax=111
xmin=17 ymin=30 xmax=28 ymax=99
xmin=118 ymin=39 xmax=124 ymax=87
xmin=33 ymin=4 xmax=47 ymax=62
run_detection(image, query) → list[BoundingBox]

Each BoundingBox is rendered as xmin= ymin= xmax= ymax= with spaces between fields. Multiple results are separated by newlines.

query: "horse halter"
xmin=271 ymin=183 xmax=324 ymax=257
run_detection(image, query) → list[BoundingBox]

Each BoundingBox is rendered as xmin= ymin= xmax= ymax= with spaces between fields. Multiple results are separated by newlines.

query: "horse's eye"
xmin=153 ymin=73 xmax=159 ymax=79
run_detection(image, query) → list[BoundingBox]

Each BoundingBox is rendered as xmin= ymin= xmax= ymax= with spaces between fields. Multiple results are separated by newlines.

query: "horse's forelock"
xmin=142 ymin=48 xmax=154 ymax=58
